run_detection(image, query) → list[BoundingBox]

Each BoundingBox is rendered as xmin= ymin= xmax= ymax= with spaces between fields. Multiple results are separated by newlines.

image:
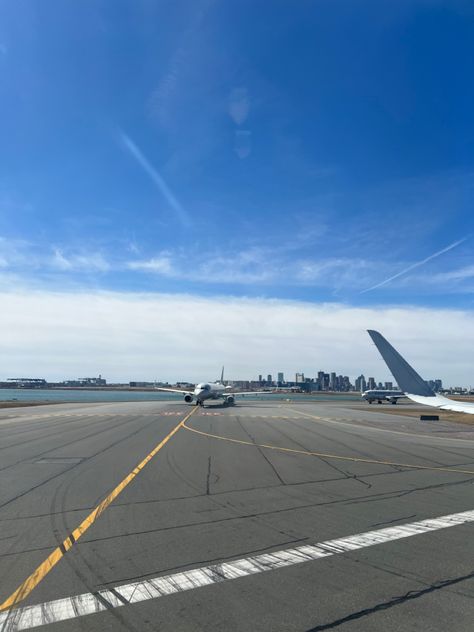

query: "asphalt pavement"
xmin=0 ymin=398 xmax=473 ymax=631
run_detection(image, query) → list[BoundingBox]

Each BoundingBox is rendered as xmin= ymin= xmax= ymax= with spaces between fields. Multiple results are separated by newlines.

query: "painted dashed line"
xmin=1 ymin=509 xmax=473 ymax=631
xmin=0 ymin=412 xmax=183 ymax=421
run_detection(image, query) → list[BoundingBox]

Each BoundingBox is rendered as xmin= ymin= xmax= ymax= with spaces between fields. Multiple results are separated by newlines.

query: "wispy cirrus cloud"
xmin=127 ymin=254 xmax=174 ymax=275
xmin=117 ymin=131 xmax=191 ymax=228
xmin=432 ymin=265 xmax=474 ymax=283
xmin=127 ymin=248 xmax=273 ymax=284
xmin=360 ymin=238 xmax=468 ymax=293
xmin=51 ymin=249 xmax=110 ymax=272
xmin=0 ymin=236 xmax=113 ymax=275
xmin=127 ymin=249 xmax=380 ymax=288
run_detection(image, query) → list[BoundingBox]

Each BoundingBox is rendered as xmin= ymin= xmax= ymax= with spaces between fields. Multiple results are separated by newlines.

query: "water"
xmin=0 ymin=388 xmax=181 ymax=403
xmin=0 ymin=388 xmax=361 ymax=404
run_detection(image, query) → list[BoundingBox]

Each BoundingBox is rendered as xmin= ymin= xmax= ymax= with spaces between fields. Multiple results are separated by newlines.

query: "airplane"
xmin=367 ymin=329 xmax=474 ymax=415
xmin=361 ymin=389 xmax=405 ymax=404
xmin=155 ymin=367 xmax=272 ymax=407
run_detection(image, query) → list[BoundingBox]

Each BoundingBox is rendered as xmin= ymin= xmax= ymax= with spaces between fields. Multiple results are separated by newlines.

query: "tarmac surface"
xmin=0 ymin=398 xmax=474 ymax=631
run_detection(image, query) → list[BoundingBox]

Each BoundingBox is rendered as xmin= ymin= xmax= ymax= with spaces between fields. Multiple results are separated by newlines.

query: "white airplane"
xmin=155 ymin=368 xmax=271 ymax=407
xmin=368 ymin=330 xmax=474 ymax=415
xmin=362 ymin=389 xmax=405 ymax=404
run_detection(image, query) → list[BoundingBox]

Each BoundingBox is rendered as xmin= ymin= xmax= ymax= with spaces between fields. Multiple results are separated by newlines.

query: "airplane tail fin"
xmin=367 ymin=330 xmax=435 ymax=397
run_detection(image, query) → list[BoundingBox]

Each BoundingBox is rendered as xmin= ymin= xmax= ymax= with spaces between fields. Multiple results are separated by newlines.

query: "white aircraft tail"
xmin=367 ymin=330 xmax=435 ymax=397
xmin=367 ymin=330 xmax=474 ymax=415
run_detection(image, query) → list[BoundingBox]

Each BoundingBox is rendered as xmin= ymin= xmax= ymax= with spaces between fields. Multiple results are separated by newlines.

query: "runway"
xmin=0 ymin=399 xmax=473 ymax=631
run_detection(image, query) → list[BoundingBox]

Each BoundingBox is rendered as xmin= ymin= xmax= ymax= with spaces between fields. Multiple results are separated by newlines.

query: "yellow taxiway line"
xmin=0 ymin=407 xmax=197 ymax=613
xmin=182 ymin=416 xmax=474 ymax=476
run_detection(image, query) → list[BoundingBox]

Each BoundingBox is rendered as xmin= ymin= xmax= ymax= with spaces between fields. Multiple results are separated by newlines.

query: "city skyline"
xmin=2 ymin=370 xmax=447 ymax=393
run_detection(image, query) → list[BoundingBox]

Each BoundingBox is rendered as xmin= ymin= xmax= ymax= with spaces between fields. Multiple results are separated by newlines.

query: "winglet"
xmin=220 ymin=366 xmax=225 ymax=384
xmin=367 ymin=330 xmax=435 ymax=397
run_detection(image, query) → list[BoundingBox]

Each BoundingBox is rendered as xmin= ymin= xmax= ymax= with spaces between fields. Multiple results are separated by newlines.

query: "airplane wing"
xmin=154 ymin=387 xmax=193 ymax=396
xmin=367 ymin=330 xmax=474 ymax=415
xmin=225 ymin=391 xmax=279 ymax=397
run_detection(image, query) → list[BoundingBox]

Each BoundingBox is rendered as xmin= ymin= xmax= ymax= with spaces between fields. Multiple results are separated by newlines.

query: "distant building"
xmin=277 ymin=372 xmax=284 ymax=384
xmin=355 ymin=374 xmax=367 ymax=392
xmin=317 ymin=371 xmax=324 ymax=387
xmin=62 ymin=375 xmax=107 ymax=387
xmin=258 ymin=374 xmax=263 ymax=383
xmin=384 ymin=381 xmax=393 ymax=390
xmin=367 ymin=377 xmax=376 ymax=390
xmin=341 ymin=376 xmax=352 ymax=391
xmin=129 ymin=381 xmax=155 ymax=387
xmin=7 ymin=378 xmax=47 ymax=388
xmin=427 ymin=379 xmax=443 ymax=393
xmin=79 ymin=376 xmax=106 ymax=386
xmin=295 ymin=373 xmax=305 ymax=383
xmin=267 ymin=374 xmax=272 ymax=383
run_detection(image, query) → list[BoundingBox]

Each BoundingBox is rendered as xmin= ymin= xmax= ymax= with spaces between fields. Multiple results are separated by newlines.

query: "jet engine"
xmin=184 ymin=394 xmax=193 ymax=403
xmin=225 ymin=395 xmax=235 ymax=406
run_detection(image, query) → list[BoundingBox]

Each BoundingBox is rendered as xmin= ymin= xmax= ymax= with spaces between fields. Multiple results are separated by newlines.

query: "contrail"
xmin=118 ymin=131 xmax=191 ymax=228
xmin=361 ymin=237 xmax=467 ymax=293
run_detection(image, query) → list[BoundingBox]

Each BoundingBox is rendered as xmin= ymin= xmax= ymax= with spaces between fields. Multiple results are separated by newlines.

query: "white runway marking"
xmin=1 ymin=508 xmax=473 ymax=630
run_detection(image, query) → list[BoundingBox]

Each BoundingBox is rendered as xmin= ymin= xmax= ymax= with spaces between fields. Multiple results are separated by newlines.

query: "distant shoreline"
xmin=0 ymin=388 xmax=362 ymax=408
xmin=0 ymin=386 xmax=360 ymax=394
xmin=0 ymin=401 xmax=64 ymax=409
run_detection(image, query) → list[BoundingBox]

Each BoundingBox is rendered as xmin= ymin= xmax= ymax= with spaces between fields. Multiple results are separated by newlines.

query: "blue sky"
xmin=1 ymin=1 xmax=474 ymax=381
xmin=1 ymin=0 xmax=473 ymax=306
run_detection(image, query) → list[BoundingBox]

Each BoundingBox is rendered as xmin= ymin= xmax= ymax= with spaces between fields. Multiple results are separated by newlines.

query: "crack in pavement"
xmin=306 ymin=569 xmax=474 ymax=630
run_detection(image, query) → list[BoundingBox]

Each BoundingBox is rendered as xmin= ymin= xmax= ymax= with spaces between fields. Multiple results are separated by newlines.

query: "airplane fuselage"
xmin=362 ymin=389 xmax=404 ymax=404
xmin=191 ymin=382 xmax=233 ymax=405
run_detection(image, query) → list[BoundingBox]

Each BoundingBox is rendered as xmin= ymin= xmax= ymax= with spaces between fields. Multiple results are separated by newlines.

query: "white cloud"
xmin=127 ymin=255 xmax=174 ymax=275
xmin=0 ymin=289 xmax=473 ymax=386
xmin=127 ymin=249 xmax=274 ymax=284
xmin=126 ymin=250 xmax=378 ymax=288
xmin=432 ymin=265 xmax=474 ymax=283
xmin=51 ymin=249 xmax=110 ymax=272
